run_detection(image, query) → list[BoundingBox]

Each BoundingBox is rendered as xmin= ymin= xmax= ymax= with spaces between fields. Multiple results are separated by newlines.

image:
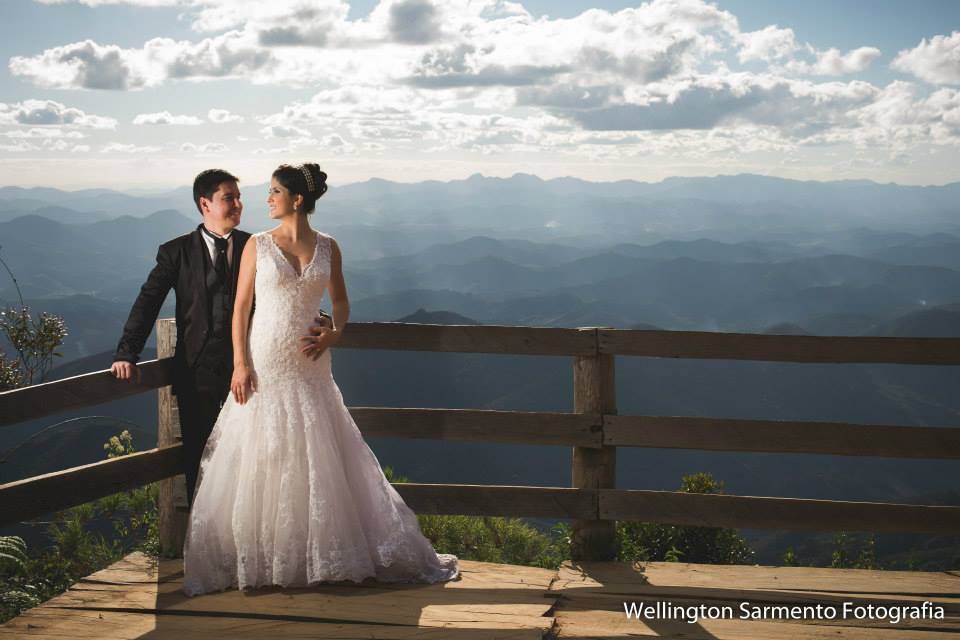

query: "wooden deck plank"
xmin=0 ymin=552 xmax=559 ymax=636
xmin=553 ymin=561 xmax=960 ymax=595
xmin=81 ymin=553 xmax=557 ymax=592
xmin=550 ymin=561 xmax=959 ymax=638
xmin=0 ymin=607 xmax=545 ymax=639
xmin=554 ymin=608 xmax=956 ymax=639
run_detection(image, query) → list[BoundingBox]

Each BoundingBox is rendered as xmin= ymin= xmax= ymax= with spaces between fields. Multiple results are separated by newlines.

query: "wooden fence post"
xmin=571 ymin=327 xmax=617 ymax=560
xmin=157 ymin=318 xmax=187 ymax=557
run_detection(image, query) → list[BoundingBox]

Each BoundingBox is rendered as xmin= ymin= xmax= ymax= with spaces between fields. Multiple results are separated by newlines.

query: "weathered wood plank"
xmin=639 ymin=561 xmax=960 ymax=597
xmin=156 ymin=319 xmax=188 ymax=558
xmin=599 ymin=329 xmax=960 ymax=364
xmin=600 ymin=489 xmax=960 ymax=534
xmin=351 ymin=407 xmax=602 ymax=447
xmin=52 ymin=582 xmax=556 ymax=629
xmin=396 ymin=483 xmax=596 ymax=519
xmin=572 ymin=329 xmax=617 ymax=561
xmin=555 ymin=560 xmax=960 ymax=596
xmin=30 ymin=553 xmax=558 ymax=634
xmin=92 ymin=552 xmax=557 ymax=592
xmin=0 ymin=445 xmax=183 ymax=525
xmin=553 ymin=607 xmax=956 ymax=639
xmin=0 ymin=358 xmax=174 ymax=428
xmin=604 ymin=415 xmax=960 ymax=459
xmin=336 ymin=322 xmax=596 ymax=356
xmin=0 ymin=606 xmax=548 ymax=639
xmin=551 ymin=561 xmax=960 ymax=637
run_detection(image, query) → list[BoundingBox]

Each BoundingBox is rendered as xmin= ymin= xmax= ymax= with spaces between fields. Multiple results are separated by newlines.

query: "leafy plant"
xmin=383 ymin=466 xmax=570 ymax=569
xmin=616 ymin=472 xmax=754 ymax=565
xmin=0 ymin=249 xmax=68 ymax=390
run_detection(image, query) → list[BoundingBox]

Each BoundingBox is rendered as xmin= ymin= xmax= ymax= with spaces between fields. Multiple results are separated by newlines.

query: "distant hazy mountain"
xmin=865 ymin=304 xmax=960 ymax=337
xmin=4 ymin=173 xmax=960 ymax=241
xmin=0 ymin=185 xmax=185 ymax=218
xmin=395 ymin=308 xmax=480 ymax=325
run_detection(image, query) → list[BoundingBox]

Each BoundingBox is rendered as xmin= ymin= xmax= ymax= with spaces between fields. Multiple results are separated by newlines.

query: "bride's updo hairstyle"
xmin=272 ymin=163 xmax=328 ymax=214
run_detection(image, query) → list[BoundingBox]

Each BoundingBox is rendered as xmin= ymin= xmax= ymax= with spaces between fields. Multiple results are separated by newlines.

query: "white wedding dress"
xmin=182 ymin=230 xmax=459 ymax=596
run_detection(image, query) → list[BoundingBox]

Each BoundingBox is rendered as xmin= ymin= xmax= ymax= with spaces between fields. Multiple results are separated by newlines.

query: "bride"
xmin=182 ymin=163 xmax=459 ymax=596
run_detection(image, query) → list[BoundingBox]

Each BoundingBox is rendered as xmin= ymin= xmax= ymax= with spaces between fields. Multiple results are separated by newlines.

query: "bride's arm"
xmin=231 ymin=239 xmax=257 ymax=404
xmin=302 ymin=238 xmax=349 ymax=358
xmin=327 ymin=239 xmax=349 ymax=341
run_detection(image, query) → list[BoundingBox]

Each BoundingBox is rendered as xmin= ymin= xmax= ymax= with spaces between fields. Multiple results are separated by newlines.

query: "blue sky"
xmin=1 ymin=0 xmax=958 ymax=188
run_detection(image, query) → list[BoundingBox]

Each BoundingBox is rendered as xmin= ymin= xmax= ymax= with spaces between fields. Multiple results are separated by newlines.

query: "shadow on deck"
xmin=2 ymin=552 xmax=958 ymax=638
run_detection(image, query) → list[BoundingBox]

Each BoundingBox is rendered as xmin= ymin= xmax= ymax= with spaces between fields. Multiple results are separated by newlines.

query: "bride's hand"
xmin=231 ymin=364 xmax=257 ymax=405
xmin=300 ymin=326 xmax=340 ymax=359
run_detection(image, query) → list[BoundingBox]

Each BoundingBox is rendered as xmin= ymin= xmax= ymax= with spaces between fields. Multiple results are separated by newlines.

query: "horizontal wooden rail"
xmin=352 ymin=407 xmax=602 ymax=447
xmin=338 ymin=322 xmax=596 ymax=356
xmin=5 ymin=324 xmax=960 ymax=431
xmin=604 ymin=415 xmax=960 ymax=459
xmin=0 ymin=359 xmax=174 ymax=428
xmin=4 ymin=447 xmax=958 ymax=534
xmin=396 ymin=483 xmax=596 ymax=519
xmin=0 ymin=444 xmax=183 ymax=525
xmin=600 ymin=489 xmax=960 ymax=534
xmin=599 ymin=329 xmax=960 ymax=364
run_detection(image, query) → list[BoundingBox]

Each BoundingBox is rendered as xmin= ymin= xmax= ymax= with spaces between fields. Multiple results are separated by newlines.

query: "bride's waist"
xmin=249 ymin=320 xmax=313 ymax=343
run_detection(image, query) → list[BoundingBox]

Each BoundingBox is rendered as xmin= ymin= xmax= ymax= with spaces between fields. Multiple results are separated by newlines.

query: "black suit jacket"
xmin=114 ymin=225 xmax=251 ymax=381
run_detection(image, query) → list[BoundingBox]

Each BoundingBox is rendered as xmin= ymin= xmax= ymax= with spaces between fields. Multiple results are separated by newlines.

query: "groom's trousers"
xmin=176 ymin=380 xmax=229 ymax=508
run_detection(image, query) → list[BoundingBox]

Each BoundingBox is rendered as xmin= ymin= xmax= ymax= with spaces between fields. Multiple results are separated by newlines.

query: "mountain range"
xmin=1 ymin=173 xmax=958 ymax=568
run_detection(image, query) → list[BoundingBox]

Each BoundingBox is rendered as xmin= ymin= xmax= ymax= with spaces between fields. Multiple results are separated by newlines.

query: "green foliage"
xmin=831 ymin=532 xmax=880 ymax=569
xmin=0 ymin=431 xmax=159 ymax=623
xmin=0 ymin=537 xmax=27 ymax=574
xmin=616 ymin=472 xmax=754 ymax=565
xmin=782 ymin=546 xmax=799 ymax=566
xmin=0 ymin=306 xmax=68 ymax=390
xmin=383 ymin=466 xmax=570 ymax=570
xmin=0 ymin=251 xmax=68 ymax=390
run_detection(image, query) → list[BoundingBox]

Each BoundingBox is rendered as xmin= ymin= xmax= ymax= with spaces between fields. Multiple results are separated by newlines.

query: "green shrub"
xmin=616 ymin=472 xmax=754 ymax=565
xmin=383 ymin=466 xmax=570 ymax=570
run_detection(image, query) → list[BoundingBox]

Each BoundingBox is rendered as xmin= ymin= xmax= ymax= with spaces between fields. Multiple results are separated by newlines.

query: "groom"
xmin=111 ymin=168 xmax=327 ymax=507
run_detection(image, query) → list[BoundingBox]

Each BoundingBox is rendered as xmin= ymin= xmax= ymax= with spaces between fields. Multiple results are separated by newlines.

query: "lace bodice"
xmin=249 ymin=230 xmax=333 ymax=382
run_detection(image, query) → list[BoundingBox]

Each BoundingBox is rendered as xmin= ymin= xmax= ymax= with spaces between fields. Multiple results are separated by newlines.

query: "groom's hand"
xmin=305 ymin=313 xmax=334 ymax=361
xmin=111 ymin=360 xmax=140 ymax=383
xmin=301 ymin=326 xmax=339 ymax=359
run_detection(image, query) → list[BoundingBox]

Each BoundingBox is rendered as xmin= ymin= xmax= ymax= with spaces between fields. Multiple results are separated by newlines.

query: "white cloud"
xmin=892 ymin=31 xmax=960 ymax=85
xmin=738 ymin=26 xmax=798 ymax=63
xmin=261 ymin=124 xmax=311 ymax=138
xmin=786 ymin=46 xmax=881 ymax=76
xmin=9 ymin=40 xmax=150 ymax=89
xmin=133 ymin=111 xmax=203 ymax=125
xmin=847 ymin=81 xmax=960 ymax=147
xmin=0 ymin=100 xmax=116 ymax=128
xmin=548 ymin=73 xmax=878 ymax=137
xmin=3 ymin=128 xmax=85 ymax=139
xmin=9 ymin=32 xmax=275 ymax=89
xmin=208 ymin=108 xmax=244 ymax=123
xmin=34 ymin=0 xmax=178 ymax=5
xmin=181 ymin=142 xmax=228 ymax=153
xmin=0 ymin=142 xmax=39 ymax=152
xmin=101 ymin=142 xmax=162 ymax=153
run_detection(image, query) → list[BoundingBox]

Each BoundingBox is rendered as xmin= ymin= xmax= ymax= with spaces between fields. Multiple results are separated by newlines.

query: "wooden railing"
xmin=2 ymin=319 xmax=959 ymax=561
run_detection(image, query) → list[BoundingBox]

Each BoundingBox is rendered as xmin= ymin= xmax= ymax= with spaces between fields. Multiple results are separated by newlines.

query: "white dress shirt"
xmin=200 ymin=227 xmax=234 ymax=268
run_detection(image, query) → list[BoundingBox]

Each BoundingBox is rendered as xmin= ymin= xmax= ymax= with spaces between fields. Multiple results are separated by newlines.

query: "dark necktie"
xmin=213 ymin=236 xmax=230 ymax=293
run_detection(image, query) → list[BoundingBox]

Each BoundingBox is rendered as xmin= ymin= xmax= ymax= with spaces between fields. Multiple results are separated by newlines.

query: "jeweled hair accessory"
xmin=298 ymin=164 xmax=315 ymax=193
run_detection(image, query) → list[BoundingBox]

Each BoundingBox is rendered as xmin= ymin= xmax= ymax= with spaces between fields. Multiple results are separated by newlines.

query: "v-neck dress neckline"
xmin=267 ymin=231 xmax=320 ymax=278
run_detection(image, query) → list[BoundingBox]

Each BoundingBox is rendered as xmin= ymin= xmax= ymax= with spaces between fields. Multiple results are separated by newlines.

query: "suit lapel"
xmin=191 ymin=226 xmax=210 ymax=322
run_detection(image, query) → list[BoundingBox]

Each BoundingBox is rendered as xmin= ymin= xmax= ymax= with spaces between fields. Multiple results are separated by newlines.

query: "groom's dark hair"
xmin=193 ymin=169 xmax=240 ymax=214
